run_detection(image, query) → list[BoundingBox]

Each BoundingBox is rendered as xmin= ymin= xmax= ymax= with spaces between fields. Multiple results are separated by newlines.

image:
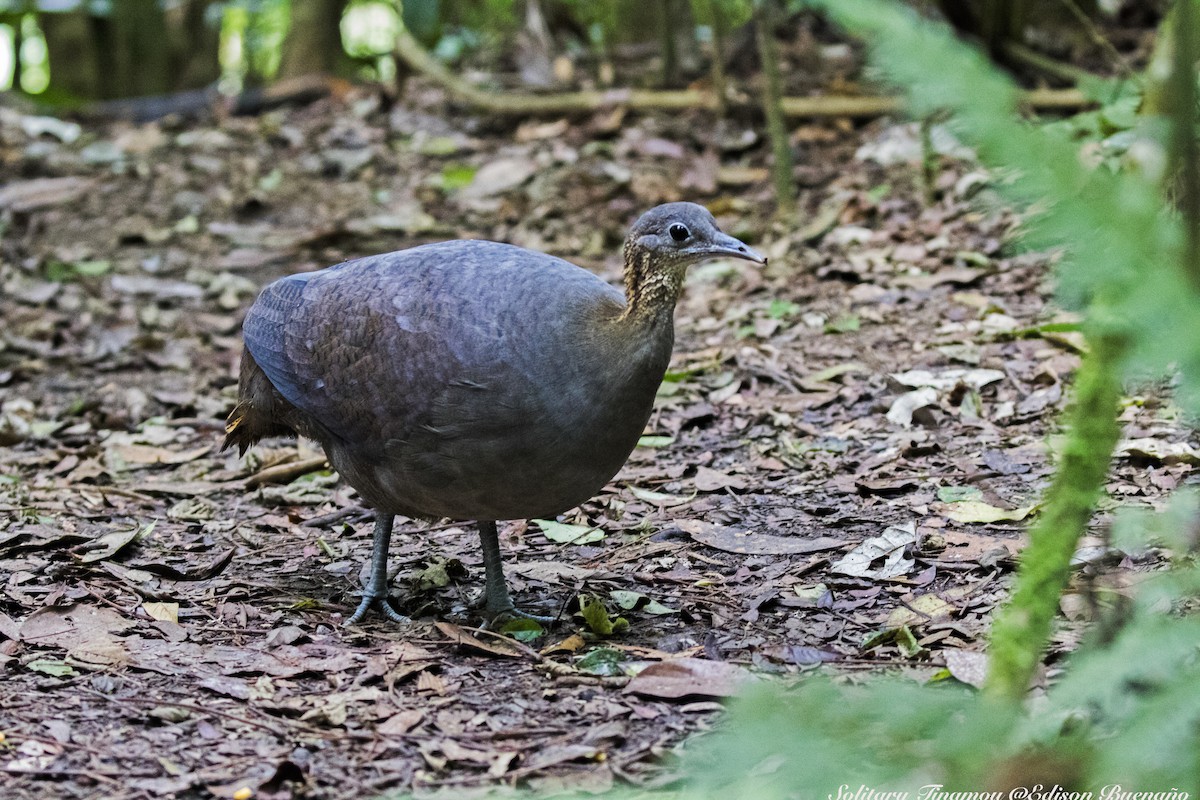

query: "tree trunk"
xmin=167 ymin=0 xmax=222 ymax=90
xmin=755 ymin=0 xmax=795 ymax=215
xmin=112 ymin=1 xmax=173 ymax=97
xmin=40 ymin=9 xmax=101 ymax=100
xmin=277 ymin=0 xmax=349 ymax=80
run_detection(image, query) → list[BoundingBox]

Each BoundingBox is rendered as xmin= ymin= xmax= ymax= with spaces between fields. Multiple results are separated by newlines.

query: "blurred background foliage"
xmin=0 ymin=0 xmax=1150 ymax=102
xmin=0 ymin=0 xmax=723 ymax=100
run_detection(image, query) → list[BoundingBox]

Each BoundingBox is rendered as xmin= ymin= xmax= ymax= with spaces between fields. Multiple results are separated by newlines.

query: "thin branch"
xmin=394 ymin=26 xmax=1091 ymax=119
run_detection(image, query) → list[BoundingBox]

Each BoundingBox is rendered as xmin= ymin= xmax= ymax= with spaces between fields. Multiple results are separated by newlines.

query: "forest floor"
xmin=0 ymin=50 xmax=1193 ymax=800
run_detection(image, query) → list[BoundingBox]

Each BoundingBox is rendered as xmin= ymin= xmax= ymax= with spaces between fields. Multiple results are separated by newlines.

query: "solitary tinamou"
xmin=224 ymin=202 xmax=766 ymax=625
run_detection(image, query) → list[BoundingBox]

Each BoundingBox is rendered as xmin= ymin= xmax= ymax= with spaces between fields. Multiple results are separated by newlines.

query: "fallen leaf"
xmin=637 ymin=435 xmax=675 ymax=448
xmin=433 ymin=622 xmax=536 ymax=660
xmin=541 ymin=633 xmax=586 ymax=656
xmin=935 ymin=500 xmax=1033 ymax=524
xmin=679 ymin=519 xmax=844 ymax=556
xmin=167 ymin=498 xmax=216 ymax=522
xmin=534 ymin=519 xmax=605 ymax=545
xmin=764 ymin=645 xmax=840 ymax=665
xmin=944 ymin=649 xmax=989 ymax=688
xmin=499 ymin=618 xmax=545 ymax=642
xmin=0 ymin=177 xmax=94 ymax=212
xmin=628 ymin=486 xmax=694 ymax=507
xmin=800 ymin=362 xmax=866 ymax=391
xmin=1118 ymin=438 xmax=1200 ymax=465
xmin=576 ymin=647 xmax=628 ymax=676
xmin=824 ymin=314 xmax=860 ymax=333
xmin=579 ymin=595 xmax=628 ymax=636
xmin=624 ymin=658 xmax=753 ymax=700
xmin=459 ymin=156 xmax=537 ymax=200
xmin=26 ymin=659 xmax=76 ymax=677
xmin=693 ymin=466 xmax=749 ymax=492
xmin=19 ymin=604 xmax=130 ymax=666
xmin=856 ymin=477 xmax=918 ymax=497
xmin=831 ymin=523 xmax=916 ymax=579
xmin=932 ymin=530 xmax=1020 ymax=563
xmin=609 ymin=590 xmax=677 ymax=615
xmin=892 ymin=267 xmax=987 ymax=290
xmin=107 ymin=443 xmax=211 ymax=466
xmin=885 ymin=593 xmax=956 ymax=628
xmin=892 ymin=368 xmax=1005 ymax=391
xmin=886 ymin=387 xmax=939 ymax=426
xmin=937 ymin=486 xmax=984 ymax=503
xmin=378 ymin=709 xmax=425 ymax=735
xmin=74 ymin=522 xmax=151 ymax=563
xmin=142 ymin=602 xmax=179 ymax=623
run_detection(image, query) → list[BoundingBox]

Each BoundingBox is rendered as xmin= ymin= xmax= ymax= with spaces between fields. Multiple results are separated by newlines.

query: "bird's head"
xmin=620 ymin=203 xmax=766 ymax=319
xmin=625 ymin=202 xmax=766 ymax=271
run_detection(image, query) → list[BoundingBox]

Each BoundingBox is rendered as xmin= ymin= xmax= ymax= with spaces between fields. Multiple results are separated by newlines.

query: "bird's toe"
xmin=345 ymin=594 xmax=410 ymax=626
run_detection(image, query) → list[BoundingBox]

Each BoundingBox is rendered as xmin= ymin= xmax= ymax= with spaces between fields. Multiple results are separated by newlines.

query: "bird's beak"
xmin=706 ymin=231 xmax=768 ymax=266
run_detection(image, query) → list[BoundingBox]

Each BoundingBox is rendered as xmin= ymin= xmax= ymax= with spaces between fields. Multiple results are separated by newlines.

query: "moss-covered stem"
xmin=984 ymin=329 xmax=1127 ymax=703
xmin=754 ymin=0 xmax=796 ymax=215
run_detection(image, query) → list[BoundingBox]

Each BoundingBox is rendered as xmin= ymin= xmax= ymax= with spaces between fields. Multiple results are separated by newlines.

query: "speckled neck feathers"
xmin=617 ymin=241 xmax=685 ymax=325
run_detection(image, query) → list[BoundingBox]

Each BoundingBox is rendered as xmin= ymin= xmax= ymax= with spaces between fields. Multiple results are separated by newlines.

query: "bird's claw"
xmin=345 ymin=593 xmax=410 ymax=626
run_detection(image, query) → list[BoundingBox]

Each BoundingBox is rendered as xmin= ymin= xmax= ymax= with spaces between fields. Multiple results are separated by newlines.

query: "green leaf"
xmin=939 ymin=500 xmax=1034 ymax=524
xmin=414 ymin=557 xmax=464 ymax=591
xmin=440 ymin=163 xmax=478 ymax=191
xmin=609 ymin=590 xmax=643 ymax=610
xmin=608 ymin=589 xmax=678 ymax=615
xmin=257 ymin=167 xmax=283 ymax=192
xmin=767 ymin=299 xmax=802 ymax=319
xmin=824 ymin=314 xmax=860 ymax=334
xmin=579 ymin=595 xmax=628 ymax=636
xmin=804 ymin=362 xmax=866 ymax=384
xmin=894 ymin=625 xmax=923 ymax=658
xmin=576 ymin=647 xmax=627 ymax=676
xmin=534 ymin=519 xmax=605 ymax=545
xmin=73 ymin=259 xmax=112 ymax=277
xmin=28 ymin=659 xmax=76 ymax=677
xmin=636 ymin=435 xmax=675 ymax=448
xmin=500 ymin=618 xmax=544 ymax=642
xmin=867 ymin=182 xmax=891 ymax=202
xmin=644 ymin=599 xmax=678 ymax=615
xmin=936 ymin=485 xmax=984 ymax=503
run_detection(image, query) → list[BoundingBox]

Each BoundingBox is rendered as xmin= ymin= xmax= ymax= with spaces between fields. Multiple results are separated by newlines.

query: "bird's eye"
xmin=668 ymin=223 xmax=690 ymax=242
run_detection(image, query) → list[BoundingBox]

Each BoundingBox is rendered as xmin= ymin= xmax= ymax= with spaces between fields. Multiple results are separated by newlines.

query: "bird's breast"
xmin=357 ymin=315 xmax=674 ymax=521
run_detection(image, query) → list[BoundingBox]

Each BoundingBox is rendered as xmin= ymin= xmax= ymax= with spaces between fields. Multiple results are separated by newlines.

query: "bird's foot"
xmin=480 ymin=602 xmax=558 ymax=630
xmin=345 ymin=593 xmax=410 ymax=626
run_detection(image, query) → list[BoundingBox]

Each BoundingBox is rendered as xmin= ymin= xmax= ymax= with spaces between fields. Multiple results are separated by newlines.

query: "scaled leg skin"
xmin=477 ymin=519 xmax=556 ymax=626
xmin=345 ymin=513 xmax=410 ymax=625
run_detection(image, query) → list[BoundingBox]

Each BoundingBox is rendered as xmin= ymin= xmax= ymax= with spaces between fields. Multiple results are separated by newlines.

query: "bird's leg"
xmin=477 ymin=520 xmax=556 ymax=626
xmin=345 ymin=513 xmax=409 ymax=625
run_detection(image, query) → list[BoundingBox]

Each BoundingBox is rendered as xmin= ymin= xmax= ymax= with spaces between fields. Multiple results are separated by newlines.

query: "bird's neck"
xmin=617 ymin=244 xmax=684 ymax=325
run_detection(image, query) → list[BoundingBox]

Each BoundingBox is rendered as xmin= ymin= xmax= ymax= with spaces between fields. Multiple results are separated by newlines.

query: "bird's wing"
xmin=244 ymin=255 xmax=459 ymax=446
xmin=243 ymin=243 xmax=628 ymax=456
xmin=241 ymin=271 xmax=313 ymax=416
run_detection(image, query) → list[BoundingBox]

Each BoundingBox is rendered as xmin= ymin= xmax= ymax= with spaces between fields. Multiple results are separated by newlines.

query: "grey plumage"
xmin=225 ymin=202 xmax=765 ymax=624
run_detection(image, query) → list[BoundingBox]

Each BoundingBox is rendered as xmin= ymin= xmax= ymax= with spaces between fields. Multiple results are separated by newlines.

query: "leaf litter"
xmin=0 ymin=52 xmax=1190 ymax=800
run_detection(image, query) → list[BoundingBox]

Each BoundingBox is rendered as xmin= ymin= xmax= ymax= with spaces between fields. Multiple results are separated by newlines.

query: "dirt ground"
xmin=0 ymin=55 xmax=1192 ymax=799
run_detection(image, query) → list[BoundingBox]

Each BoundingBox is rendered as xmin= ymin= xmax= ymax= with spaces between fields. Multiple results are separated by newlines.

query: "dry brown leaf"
xmin=378 ymin=709 xmax=425 ymax=736
xmin=0 ymin=177 xmax=95 ymax=212
xmin=693 ymin=466 xmax=749 ymax=492
xmin=19 ymin=604 xmax=130 ymax=666
xmin=623 ymin=657 xmax=754 ymax=700
xmin=433 ymin=621 xmax=538 ymax=660
xmin=678 ymin=519 xmax=845 ymax=556
xmin=108 ymin=443 xmax=212 ymax=466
